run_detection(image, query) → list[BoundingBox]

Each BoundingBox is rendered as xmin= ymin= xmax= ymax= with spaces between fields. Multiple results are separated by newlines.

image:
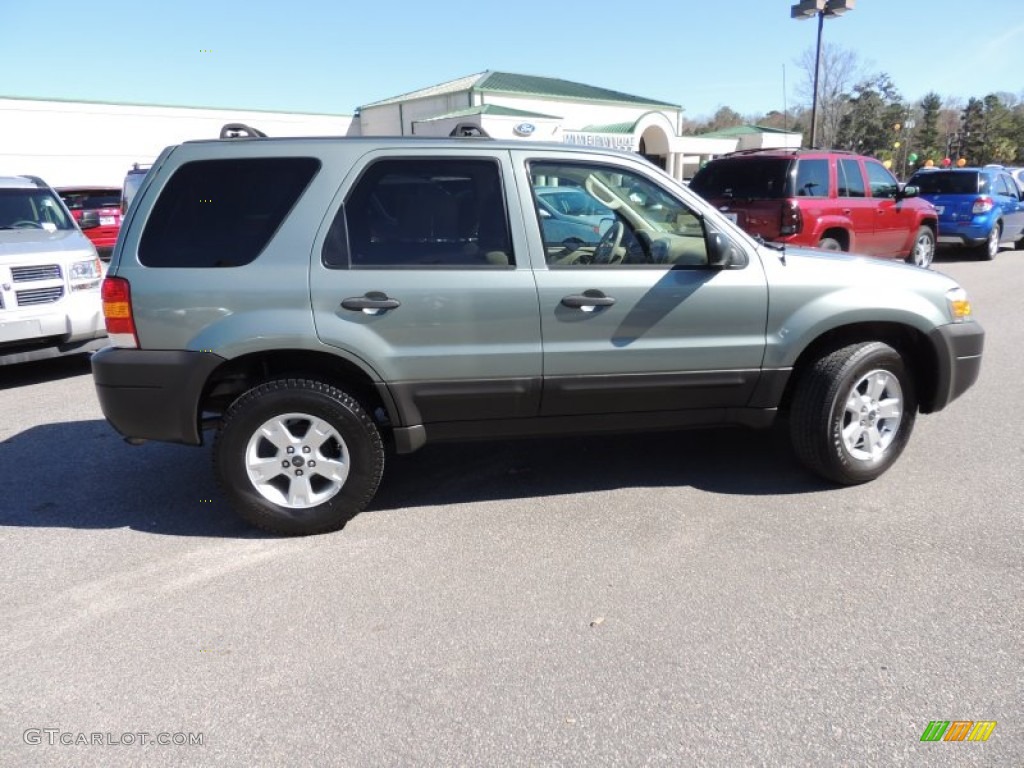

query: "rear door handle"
xmin=561 ymin=290 xmax=616 ymax=311
xmin=341 ymin=292 xmax=401 ymax=313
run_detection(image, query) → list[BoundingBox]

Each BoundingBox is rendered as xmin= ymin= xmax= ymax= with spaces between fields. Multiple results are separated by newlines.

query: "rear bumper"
xmin=936 ymin=218 xmax=993 ymax=246
xmin=91 ymin=347 xmax=225 ymax=445
xmin=925 ymin=322 xmax=985 ymax=413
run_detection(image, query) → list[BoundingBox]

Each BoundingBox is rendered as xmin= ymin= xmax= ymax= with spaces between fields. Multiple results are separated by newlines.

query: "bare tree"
xmin=795 ymin=43 xmax=863 ymax=148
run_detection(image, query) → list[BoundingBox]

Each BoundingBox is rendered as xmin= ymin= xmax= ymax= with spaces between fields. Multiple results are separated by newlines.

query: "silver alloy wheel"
xmin=840 ymin=369 xmax=904 ymax=462
xmin=986 ymin=225 xmax=1000 ymax=258
xmin=244 ymin=412 xmax=350 ymax=508
xmin=911 ymin=231 xmax=934 ymax=267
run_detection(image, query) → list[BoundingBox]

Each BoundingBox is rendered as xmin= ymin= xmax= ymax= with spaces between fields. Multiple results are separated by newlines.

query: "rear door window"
xmin=326 ymin=158 xmax=513 ymax=268
xmin=837 ymin=159 xmax=866 ymax=197
xmin=139 ymin=157 xmax=320 ymax=267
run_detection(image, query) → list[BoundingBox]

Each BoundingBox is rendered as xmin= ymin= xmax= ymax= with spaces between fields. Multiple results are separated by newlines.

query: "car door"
xmin=511 ymin=151 xmax=769 ymax=418
xmin=836 ymin=157 xmax=881 ymax=254
xmin=310 ymin=149 xmax=543 ymax=426
xmin=865 ymin=159 xmax=914 ymax=256
xmin=994 ymin=172 xmax=1024 ymax=243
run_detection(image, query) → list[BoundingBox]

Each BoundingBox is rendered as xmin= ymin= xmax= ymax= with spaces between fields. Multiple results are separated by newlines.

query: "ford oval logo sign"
xmin=513 ymin=122 xmax=536 ymax=137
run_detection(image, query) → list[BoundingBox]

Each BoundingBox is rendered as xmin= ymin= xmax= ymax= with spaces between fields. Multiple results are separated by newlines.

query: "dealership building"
xmin=1 ymin=71 xmax=799 ymax=188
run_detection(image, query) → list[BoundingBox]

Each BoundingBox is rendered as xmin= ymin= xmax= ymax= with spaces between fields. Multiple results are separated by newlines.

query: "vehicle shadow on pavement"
xmin=0 ymin=419 xmax=265 ymax=538
xmin=0 ymin=355 xmax=95 ymax=390
xmin=0 ymin=420 xmax=830 ymax=537
xmin=371 ymin=427 xmax=831 ymax=512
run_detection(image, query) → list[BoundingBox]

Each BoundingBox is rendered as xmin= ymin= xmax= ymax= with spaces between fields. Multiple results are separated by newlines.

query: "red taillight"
xmin=780 ymin=200 xmax=802 ymax=235
xmin=101 ymin=277 xmax=139 ymax=348
xmin=972 ymin=196 xmax=994 ymax=215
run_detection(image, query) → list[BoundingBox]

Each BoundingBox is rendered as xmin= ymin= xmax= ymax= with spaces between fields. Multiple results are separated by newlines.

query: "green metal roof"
xmin=475 ymin=72 xmax=677 ymax=108
xmin=580 ymin=121 xmax=637 ymax=134
xmin=418 ymin=104 xmax=561 ymax=122
xmin=699 ymin=124 xmax=801 ymax=138
xmin=0 ymin=93 xmax=350 ymax=117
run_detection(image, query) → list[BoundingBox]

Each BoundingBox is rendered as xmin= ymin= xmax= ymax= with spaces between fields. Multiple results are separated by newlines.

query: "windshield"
xmin=0 ymin=188 xmax=75 ymax=230
xmin=689 ymin=157 xmax=793 ymax=200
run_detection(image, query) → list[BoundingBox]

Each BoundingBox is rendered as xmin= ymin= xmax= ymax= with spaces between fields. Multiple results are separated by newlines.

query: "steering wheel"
xmin=11 ymin=220 xmax=42 ymax=229
xmin=592 ymin=220 xmax=624 ymax=264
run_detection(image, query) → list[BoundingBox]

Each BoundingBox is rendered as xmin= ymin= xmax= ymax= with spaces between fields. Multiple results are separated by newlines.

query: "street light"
xmin=791 ymin=0 xmax=855 ymax=148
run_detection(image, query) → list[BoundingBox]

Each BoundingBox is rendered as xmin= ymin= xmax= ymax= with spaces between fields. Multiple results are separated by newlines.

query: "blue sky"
xmin=2 ymin=1 xmax=1022 ymax=119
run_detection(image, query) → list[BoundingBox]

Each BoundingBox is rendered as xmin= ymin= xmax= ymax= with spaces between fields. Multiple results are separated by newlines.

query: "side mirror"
xmin=708 ymin=231 xmax=745 ymax=268
xmin=538 ymin=208 xmax=551 ymax=218
xmin=79 ymin=210 xmax=100 ymax=230
xmin=898 ymin=184 xmax=919 ymax=200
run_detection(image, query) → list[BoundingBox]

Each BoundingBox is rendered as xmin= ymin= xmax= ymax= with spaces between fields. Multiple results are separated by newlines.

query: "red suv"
xmin=689 ymin=149 xmax=939 ymax=267
xmin=57 ymin=186 xmax=122 ymax=258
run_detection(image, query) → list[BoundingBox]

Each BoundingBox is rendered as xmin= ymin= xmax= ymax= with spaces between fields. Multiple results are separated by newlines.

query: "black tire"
xmin=789 ymin=342 xmax=917 ymax=485
xmin=214 ymin=378 xmax=384 ymax=535
xmin=817 ymin=237 xmax=843 ymax=251
xmin=975 ymin=223 xmax=1000 ymax=260
xmin=905 ymin=226 xmax=935 ymax=268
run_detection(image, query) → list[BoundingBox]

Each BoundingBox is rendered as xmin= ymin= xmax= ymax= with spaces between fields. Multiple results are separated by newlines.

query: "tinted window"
xmin=864 ymin=161 xmax=899 ymax=198
xmin=837 ymin=159 xmax=866 ymax=197
xmin=59 ymin=189 xmax=121 ymax=210
xmin=331 ymin=158 xmax=512 ymax=268
xmin=794 ymin=159 xmax=830 ymax=197
xmin=994 ymin=175 xmax=1013 ymax=197
xmin=139 ymin=157 xmax=319 ymax=268
xmin=909 ymin=171 xmax=981 ymax=195
xmin=689 ymin=158 xmax=793 ymax=200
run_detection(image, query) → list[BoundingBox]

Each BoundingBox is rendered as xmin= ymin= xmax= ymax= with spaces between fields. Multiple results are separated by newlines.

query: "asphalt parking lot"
xmin=1 ymin=250 xmax=1021 ymax=766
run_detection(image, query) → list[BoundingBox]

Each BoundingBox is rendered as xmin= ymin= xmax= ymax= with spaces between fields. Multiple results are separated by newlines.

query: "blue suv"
xmin=907 ymin=166 xmax=1024 ymax=260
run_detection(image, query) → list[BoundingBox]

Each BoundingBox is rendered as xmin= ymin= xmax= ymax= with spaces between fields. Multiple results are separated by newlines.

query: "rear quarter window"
xmin=139 ymin=157 xmax=320 ymax=267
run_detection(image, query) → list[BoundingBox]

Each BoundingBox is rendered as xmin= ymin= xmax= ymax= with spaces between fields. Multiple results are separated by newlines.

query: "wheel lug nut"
xmin=287 ymin=446 xmax=295 ymax=454
xmin=308 ymin=460 xmax=316 ymax=467
xmin=282 ymin=460 xmax=290 ymax=467
xmin=302 ymin=446 xmax=311 ymax=453
xmin=295 ymin=469 xmax=304 ymax=477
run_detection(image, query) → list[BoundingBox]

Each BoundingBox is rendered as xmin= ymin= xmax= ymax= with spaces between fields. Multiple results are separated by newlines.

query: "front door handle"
xmin=561 ymin=290 xmax=616 ymax=311
xmin=341 ymin=291 xmax=401 ymax=314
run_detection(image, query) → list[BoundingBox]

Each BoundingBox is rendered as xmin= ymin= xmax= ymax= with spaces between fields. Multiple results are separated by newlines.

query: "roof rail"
xmin=220 ymin=123 xmax=268 ymax=139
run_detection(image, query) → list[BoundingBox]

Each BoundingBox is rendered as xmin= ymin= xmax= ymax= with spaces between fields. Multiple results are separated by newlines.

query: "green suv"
xmin=91 ymin=129 xmax=984 ymax=535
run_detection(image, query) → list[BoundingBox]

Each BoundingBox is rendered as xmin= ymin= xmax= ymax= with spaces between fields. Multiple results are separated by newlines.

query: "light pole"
xmin=791 ymin=0 xmax=855 ymax=148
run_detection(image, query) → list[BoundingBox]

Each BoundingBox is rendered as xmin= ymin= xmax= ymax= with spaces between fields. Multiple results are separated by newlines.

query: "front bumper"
xmin=925 ymin=322 xmax=985 ymax=413
xmin=91 ymin=347 xmax=225 ymax=445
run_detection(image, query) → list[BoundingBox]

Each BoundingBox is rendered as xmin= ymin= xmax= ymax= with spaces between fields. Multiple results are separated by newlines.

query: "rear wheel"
xmin=975 ymin=223 xmax=1000 ymax=260
xmin=214 ymin=379 xmax=384 ymax=535
xmin=905 ymin=226 xmax=935 ymax=268
xmin=789 ymin=342 xmax=916 ymax=485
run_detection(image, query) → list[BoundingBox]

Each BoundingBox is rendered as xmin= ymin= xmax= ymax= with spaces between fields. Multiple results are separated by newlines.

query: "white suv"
xmin=0 ymin=175 xmax=107 ymax=365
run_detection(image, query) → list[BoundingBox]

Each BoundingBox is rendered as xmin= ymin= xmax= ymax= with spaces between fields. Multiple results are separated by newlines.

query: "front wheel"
xmin=214 ymin=379 xmax=384 ymax=535
xmin=905 ymin=226 xmax=935 ymax=268
xmin=789 ymin=342 xmax=917 ymax=485
xmin=816 ymin=237 xmax=843 ymax=251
